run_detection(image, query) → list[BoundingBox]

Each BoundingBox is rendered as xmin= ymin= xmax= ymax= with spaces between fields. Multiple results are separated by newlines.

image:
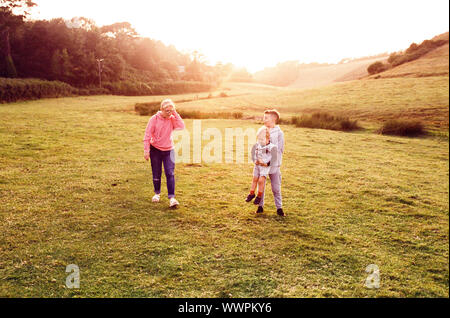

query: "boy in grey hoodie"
xmin=246 ymin=109 xmax=285 ymax=216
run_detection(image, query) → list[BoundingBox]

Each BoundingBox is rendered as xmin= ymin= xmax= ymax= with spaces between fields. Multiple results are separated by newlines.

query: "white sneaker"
xmin=152 ymin=194 xmax=160 ymax=202
xmin=169 ymin=197 xmax=179 ymax=208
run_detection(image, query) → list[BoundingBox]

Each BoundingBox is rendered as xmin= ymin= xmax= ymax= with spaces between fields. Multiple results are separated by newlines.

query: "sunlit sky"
xmin=30 ymin=0 xmax=449 ymax=72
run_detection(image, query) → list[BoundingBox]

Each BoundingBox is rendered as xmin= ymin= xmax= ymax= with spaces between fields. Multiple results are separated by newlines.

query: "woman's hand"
xmin=144 ymin=152 xmax=150 ymax=161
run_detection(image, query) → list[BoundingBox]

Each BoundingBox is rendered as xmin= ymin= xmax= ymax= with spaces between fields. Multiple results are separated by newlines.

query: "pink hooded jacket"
xmin=143 ymin=110 xmax=185 ymax=152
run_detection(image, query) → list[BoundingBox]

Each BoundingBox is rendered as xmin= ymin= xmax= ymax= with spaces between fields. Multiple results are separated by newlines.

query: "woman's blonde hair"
xmin=161 ymin=99 xmax=175 ymax=110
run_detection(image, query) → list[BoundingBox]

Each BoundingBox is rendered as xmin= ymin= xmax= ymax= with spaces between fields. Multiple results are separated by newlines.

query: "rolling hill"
xmin=368 ymin=32 xmax=449 ymax=79
xmin=288 ymin=56 xmax=388 ymax=90
xmin=288 ymin=32 xmax=449 ymax=89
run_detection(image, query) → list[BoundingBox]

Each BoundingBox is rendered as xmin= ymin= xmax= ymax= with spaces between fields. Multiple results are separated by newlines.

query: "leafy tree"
xmin=2 ymin=2 xmax=217 ymax=91
xmin=185 ymin=58 xmax=203 ymax=81
xmin=367 ymin=61 xmax=389 ymax=75
xmin=229 ymin=67 xmax=253 ymax=83
xmin=100 ymin=22 xmax=137 ymax=38
xmin=0 ymin=0 xmax=36 ymax=16
xmin=0 ymin=0 xmax=35 ymax=77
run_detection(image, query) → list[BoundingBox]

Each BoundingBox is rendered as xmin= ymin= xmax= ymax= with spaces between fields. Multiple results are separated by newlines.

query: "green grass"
xmin=0 ymin=80 xmax=448 ymax=297
xmin=184 ymin=77 xmax=449 ymax=133
xmin=291 ymin=112 xmax=360 ymax=132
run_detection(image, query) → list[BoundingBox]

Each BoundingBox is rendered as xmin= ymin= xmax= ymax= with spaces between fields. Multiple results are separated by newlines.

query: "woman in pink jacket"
xmin=143 ymin=99 xmax=185 ymax=208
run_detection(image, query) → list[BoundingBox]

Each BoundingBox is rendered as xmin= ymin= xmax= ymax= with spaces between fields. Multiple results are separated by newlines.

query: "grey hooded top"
xmin=268 ymin=125 xmax=284 ymax=173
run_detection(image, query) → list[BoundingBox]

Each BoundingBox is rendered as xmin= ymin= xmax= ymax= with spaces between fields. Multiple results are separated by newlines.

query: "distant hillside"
xmin=432 ymin=32 xmax=450 ymax=41
xmin=287 ymin=32 xmax=449 ymax=89
xmin=288 ymin=56 xmax=388 ymax=90
xmin=367 ymin=32 xmax=449 ymax=79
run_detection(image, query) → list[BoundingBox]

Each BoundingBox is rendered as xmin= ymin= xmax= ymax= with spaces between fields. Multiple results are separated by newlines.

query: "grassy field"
xmin=0 ymin=79 xmax=448 ymax=297
xmin=160 ymin=77 xmax=449 ymax=133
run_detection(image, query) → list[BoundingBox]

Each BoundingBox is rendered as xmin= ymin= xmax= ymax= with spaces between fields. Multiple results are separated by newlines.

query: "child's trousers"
xmin=259 ymin=168 xmax=282 ymax=209
xmin=150 ymin=145 xmax=176 ymax=199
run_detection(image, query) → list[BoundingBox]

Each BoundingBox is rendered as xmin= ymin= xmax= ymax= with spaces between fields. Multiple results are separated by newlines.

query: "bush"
xmin=134 ymin=102 xmax=161 ymax=116
xmin=107 ymin=81 xmax=214 ymax=96
xmin=388 ymin=52 xmax=400 ymax=64
xmin=1 ymin=77 xmax=215 ymax=102
xmin=103 ymin=81 xmax=153 ymax=96
xmin=368 ymin=61 xmax=390 ymax=75
xmin=174 ymin=110 xmax=243 ymax=119
xmin=291 ymin=112 xmax=360 ymax=131
xmin=134 ymin=100 xmax=243 ymax=119
xmin=277 ymin=117 xmax=292 ymax=125
xmin=86 ymin=87 xmax=110 ymax=95
xmin=100 ymin=80 xmax=214 ymax=96
xmin=377 ymin=119 xmax=425 ymax=137
xmin=149 ymin=81 xmax=213 ymax=95
xmin=388 ymin=39 xmax=448 ymax=67
xmin=290 ymin=116 xmax=301 ymax=126
xmin=232 ymin=112 xmax=243 ymax=119
xmin=77 ymin=88 xmax=90 ymax=96
xmin=0 ymin=78 xmax=77 ymax=103
xmin=405 ymin=43 xmax=419 ymax=54
xmin=0 ymin=77 xmax=215 ymax=103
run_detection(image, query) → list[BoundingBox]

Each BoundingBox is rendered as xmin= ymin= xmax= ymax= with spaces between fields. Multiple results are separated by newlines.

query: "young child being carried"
xmin=246 ymin=126 xmax=277 ymax=206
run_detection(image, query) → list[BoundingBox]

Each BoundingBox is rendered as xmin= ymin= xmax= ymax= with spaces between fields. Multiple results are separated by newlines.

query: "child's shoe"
xmin=152 ymin=194 xmax=160 ymax=202
xmin=256 ymin=206 xmax=264 ymax=213
xmin=169 ymin=197 xmax=179 ymax=208
xmin=253 ymin=196 xmax=262 ymax=205
xmin=277 ymin=208 xmax=285 ymax=216
xmin=245 ymin=193 xmax=255 ymax=202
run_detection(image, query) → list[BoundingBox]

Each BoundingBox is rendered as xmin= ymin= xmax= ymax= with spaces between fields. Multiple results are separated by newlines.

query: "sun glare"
xmin=31 ymin=0 xmax=449 ymax=72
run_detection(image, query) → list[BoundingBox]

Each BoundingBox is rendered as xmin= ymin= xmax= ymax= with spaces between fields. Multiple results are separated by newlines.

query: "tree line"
xmin=0 ymin=0 xmax=226 ymax=94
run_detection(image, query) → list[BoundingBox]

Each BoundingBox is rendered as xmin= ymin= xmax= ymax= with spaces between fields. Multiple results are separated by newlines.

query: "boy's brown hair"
xmin=264 ymin=109 xmax=280 ymax=123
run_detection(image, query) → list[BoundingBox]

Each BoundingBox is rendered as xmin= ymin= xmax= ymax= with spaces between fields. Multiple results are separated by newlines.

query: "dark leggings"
xmin=150 ymin=145 xmax=176 ymax=198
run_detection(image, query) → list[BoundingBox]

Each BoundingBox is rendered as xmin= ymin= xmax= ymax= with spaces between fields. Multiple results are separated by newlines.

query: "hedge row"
xmin=103 ymin=80 xmax=213 ymax=96
xmin=0 ymin=78 xmax=77 ymax=103
xmin=1 ymin=78 xmax=215 ymax=103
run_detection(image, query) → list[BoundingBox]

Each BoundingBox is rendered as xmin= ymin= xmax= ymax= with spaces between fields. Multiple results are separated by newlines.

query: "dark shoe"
xmin=245 ymin=193 xmax=255 ymax=202
xmin=256 ymin=206 xmax=264 ymax=214
xmin=253 ymin=196 xmax=261 ymax=205
xmin=277 ymin=208 xmax=285 ymax=216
